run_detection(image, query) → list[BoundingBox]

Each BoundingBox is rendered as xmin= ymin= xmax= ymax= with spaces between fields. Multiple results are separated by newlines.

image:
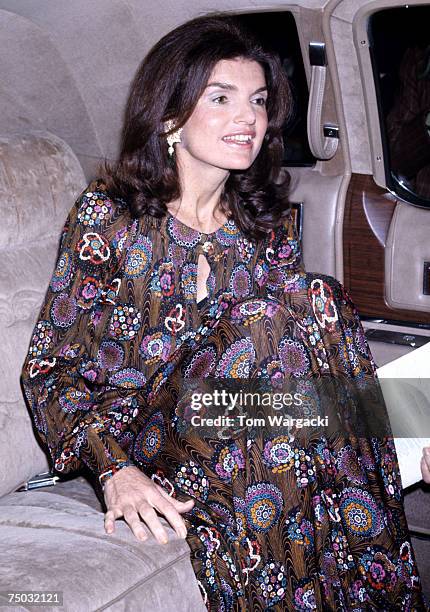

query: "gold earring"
xmin=164 ymin=119 xmax=183 ymax=157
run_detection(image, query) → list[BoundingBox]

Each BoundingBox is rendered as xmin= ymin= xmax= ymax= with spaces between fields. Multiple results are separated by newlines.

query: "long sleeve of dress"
xmin=255 ymin=210 xmax=306 ymax=294
xmin=21 ymin=181 xmax=137 ymax=489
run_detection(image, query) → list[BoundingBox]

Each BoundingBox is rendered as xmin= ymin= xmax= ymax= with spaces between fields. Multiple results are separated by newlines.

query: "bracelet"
xmin=99 ymin=460 xmax=134 ymax=489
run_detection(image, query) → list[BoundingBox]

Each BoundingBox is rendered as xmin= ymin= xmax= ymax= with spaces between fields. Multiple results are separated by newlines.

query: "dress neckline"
xmin=165 ymin=209 xmax=232 ymax=238
xmin=161 ymin=209 xmax=241 ymax=254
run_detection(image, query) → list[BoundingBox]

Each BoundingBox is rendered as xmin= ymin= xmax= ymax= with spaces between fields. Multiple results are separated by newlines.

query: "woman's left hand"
xmin=421 ymin=447 xmax=430 ymax=483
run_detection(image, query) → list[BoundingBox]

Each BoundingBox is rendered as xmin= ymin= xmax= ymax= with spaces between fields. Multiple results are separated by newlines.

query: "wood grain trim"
xmin=343 ymin=173 xmax=430 ymax=324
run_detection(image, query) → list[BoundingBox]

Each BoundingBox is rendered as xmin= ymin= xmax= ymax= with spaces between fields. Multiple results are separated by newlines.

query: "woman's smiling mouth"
xmin=222 ymin=133 xmax=255 ymax=147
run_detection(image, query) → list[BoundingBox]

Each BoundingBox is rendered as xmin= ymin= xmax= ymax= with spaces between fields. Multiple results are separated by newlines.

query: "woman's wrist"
xmin=99 ymin=459 xmax=136 ymax=489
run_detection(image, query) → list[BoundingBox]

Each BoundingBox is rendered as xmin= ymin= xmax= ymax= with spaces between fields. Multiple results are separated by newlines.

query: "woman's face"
xmin=176 ymin=57 xmax=269 ymax=173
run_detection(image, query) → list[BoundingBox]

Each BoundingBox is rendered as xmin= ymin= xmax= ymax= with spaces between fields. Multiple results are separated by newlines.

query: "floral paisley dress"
xmin=22 ymin=180 xmax=427 ymax=611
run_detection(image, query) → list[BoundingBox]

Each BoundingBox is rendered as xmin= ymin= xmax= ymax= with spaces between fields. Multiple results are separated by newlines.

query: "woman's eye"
xmin=212 ymin=96 xmax=267 ymax=106
xmin=213 ymin=95 xmax=228 ymax=104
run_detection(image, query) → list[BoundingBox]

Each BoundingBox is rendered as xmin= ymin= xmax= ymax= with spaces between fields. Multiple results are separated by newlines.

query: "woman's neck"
xmin=167 ymin=149 xmax=231 ymax=233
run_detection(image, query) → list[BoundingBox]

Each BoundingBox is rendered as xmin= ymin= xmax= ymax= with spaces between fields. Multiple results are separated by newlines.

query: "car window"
xmin=236 ymin=11 xmax=315 ymax=167
xmin=369 ymin=5 xmax=430 ymax=207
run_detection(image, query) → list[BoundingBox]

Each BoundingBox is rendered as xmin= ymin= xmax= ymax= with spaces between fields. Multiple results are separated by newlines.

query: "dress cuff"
xmin=98 ymin=459 xmax=136 ymax=490
xmin=81 ymin=426 xmax=135 ymax=489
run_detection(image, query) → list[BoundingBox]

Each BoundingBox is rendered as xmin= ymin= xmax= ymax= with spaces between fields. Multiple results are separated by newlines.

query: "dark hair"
xmin=100 ymin=12 xmax=293 ymax=240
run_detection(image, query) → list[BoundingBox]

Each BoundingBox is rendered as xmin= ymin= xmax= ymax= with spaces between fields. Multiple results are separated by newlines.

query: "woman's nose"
xmin=233 ymin=101 xmax=257 ymax=125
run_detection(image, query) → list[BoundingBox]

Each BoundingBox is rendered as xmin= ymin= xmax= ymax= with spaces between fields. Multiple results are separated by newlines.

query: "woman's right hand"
xmin=103 ymin=465 xmax=195 ymax=543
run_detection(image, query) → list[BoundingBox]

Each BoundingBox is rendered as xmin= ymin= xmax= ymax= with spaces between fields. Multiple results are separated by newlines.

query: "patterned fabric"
xmin=21 ymin=180 xmax=427 ymax=611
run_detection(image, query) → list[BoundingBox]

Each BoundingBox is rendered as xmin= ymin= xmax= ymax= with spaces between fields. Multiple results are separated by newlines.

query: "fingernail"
xmin=425 ymin=448 xmax=430 ymax=457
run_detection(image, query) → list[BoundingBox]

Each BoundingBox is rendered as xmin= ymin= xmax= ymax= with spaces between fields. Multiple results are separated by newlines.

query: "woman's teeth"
xmin=222 ymin=135 xmax=253 ymax=144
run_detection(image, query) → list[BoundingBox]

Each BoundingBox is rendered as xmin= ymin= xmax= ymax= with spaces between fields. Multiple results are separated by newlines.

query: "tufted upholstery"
xmin=0 ymin=476 xmax=206 ymax=611
xmin=0 ymin=132 xmax=206 ymax=611
xmin=0 ymin=131 xmax=87 ymax=497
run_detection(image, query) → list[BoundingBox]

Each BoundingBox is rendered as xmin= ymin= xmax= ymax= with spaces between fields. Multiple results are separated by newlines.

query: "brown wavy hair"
xmin=100 ymin=12 xmax=294 ymax=241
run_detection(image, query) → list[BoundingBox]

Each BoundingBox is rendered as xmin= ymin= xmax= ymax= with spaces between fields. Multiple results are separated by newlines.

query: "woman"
xmin=21 ymin=13 xmax=429 ymax=611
